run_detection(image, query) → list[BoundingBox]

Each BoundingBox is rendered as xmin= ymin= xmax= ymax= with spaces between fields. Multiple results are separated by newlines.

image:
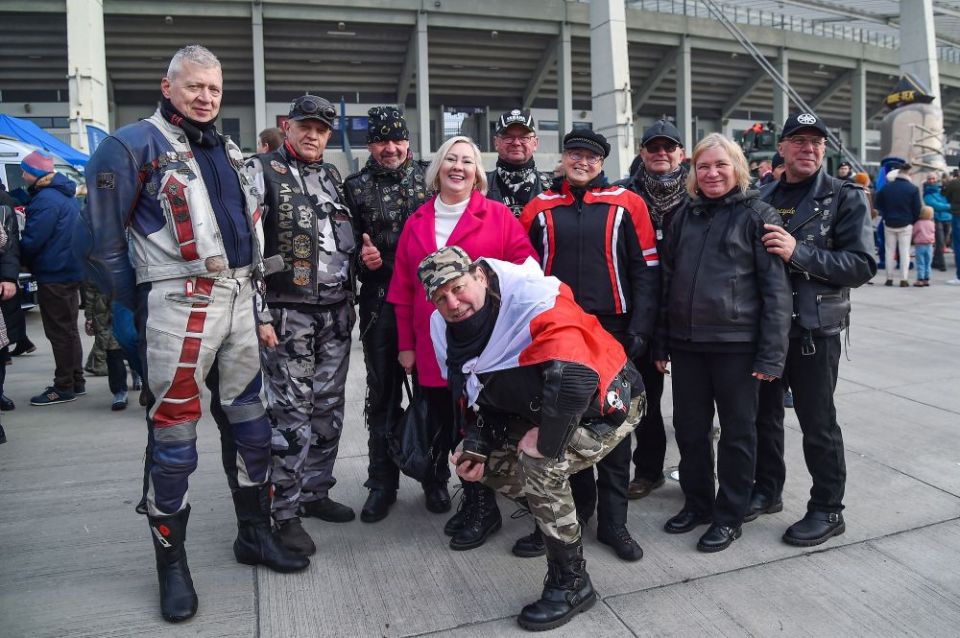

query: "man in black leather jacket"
xmin=343 ymin=106 xmax=434 ymax=523
xmin=753 ymin=113 xmax=876 ymax=546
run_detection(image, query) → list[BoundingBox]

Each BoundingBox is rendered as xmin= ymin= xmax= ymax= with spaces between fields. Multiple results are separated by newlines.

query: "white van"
xmin=0 ymin=136 xmax=86 ymax=198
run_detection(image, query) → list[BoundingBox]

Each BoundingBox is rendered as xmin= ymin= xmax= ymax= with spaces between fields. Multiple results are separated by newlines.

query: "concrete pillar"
xmin=589 ymin=0 xmax=633 ymax=178
xmin=676 ymin=36 xmax=692 ymax=150
xmin=416 ymin=11 xmax=431 ymax=156
xmin=557 ymin=22 xmax=573 ymax=152
xmin=252 ymin=0 xmax=267 ymax=135
xmin=899 ymin=0 xmax=940 ymax=98
xmin=773 ymin=48 xmax=789 ymax=126
xmin=66 ymin=0 xmax=109 ymax=151
xmin=850 ymin=60 xmax=867 ymax=164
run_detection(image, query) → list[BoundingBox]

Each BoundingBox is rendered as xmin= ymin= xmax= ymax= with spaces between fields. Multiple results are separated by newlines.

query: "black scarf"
xmin=567 ymin=172 xmax=609 ymax=200
xmin=445 ymin=293 xmax=499 ymax=411
xmin=160 ymin=97 xmax=220 ymax=147
xmin=636 ymin=163 xmax=686 ymax=226
xmin=495 ymin=158 xmax=539 ymax=215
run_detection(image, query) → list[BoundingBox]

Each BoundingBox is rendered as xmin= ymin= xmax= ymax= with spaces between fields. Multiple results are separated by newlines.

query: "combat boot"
xmin=517 ymin=536 xmax=596 ymax=631
xmin=444 ymin=483 xmax=473 ymax=537
xmin=147 ymin=505 xmax=198 ymax=623
xmin=231 ymin=485 xmax=310 ymax=573
xmin=449 ymin=482 xmax=501 ymax=551
xmin=512 ymin=523 xmax=546 ymax=558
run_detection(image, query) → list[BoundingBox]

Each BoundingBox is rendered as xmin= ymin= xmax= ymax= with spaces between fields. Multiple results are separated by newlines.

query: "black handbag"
xmin=387 ymin=376 xmax=443 ymax=482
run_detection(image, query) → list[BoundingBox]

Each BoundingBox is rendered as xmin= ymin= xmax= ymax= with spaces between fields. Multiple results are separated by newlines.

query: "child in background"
xmin=912 ymin=206 xmax=936 ymax=287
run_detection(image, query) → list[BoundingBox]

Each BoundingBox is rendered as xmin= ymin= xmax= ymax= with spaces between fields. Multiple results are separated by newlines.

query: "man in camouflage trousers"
xmin=82 ymin=281 xmax=129 ymax=409
xmin=343 ymin=106 xmax=434 ymax=523
xmin=248 ymin=94 xmax=357 ymax=556
xmin=421 ymin=247 xmax=644 ymax=632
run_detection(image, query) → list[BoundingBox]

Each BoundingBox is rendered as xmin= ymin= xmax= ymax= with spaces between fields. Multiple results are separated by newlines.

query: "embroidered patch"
xmin=293 ymin=234 xmax=311 ymax=258
xmin=292 ymin=260 xmax=311 ymax=286
xmin=270 ymin=160 xmax=288 ymax=175
xmin=96 ymin=172 xmax=115 ymax=189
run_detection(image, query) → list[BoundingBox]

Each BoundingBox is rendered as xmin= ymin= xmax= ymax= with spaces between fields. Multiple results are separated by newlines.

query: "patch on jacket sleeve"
xmin=96 ymin=172 xmax=116 ymax=189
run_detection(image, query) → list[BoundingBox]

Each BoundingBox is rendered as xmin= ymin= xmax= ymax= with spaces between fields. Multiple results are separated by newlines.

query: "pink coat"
xmin=387 ymin=191 xmax=537 ymax=387
xmin=912 ymin=218 xmax=935 ymax=245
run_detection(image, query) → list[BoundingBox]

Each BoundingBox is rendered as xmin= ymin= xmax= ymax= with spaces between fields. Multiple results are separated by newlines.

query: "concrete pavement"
xmin=1 ymin=265 xmax=959 ymax=637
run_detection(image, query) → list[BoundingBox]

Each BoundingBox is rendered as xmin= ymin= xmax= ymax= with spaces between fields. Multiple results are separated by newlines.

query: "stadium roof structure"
xmin=1 ymin=0 xmax=959 ymax=138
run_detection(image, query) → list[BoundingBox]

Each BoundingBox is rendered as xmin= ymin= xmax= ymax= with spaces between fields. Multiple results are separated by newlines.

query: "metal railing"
xmin=626 ymin=0 xmax=960 ymax=65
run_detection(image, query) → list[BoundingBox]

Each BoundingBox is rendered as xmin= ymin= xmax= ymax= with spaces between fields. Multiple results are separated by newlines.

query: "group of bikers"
xmin=75 ymin=45 xmax=875 ymax=630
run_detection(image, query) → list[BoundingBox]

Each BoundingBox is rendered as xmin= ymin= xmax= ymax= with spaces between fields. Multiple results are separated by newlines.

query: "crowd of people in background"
xmin=1 ymin=42 xmax=959 ymax=631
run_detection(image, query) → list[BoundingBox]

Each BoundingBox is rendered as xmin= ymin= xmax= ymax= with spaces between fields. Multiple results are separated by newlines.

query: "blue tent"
xmin=0 ymin=114 xmax=89 ymax=169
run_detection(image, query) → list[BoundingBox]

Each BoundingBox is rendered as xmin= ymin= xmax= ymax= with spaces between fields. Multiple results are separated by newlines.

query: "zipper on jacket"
xmin=685 ymin=213 xmax=713 ymax=338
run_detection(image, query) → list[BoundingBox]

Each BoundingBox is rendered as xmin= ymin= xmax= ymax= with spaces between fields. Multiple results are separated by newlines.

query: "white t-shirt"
xmin=434 ymin=195 xmax=470 ymax=247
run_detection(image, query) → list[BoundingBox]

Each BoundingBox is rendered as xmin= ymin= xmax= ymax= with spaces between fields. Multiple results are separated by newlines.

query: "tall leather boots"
xmin=231 ymin=485 xmax=310 ymax=573
xmin=449 ymin=482 xmax=502 ymax=551
xmin=148 ymin=505 xmax=199 ymax=623
xmin=517 ymin=536 xmax=597 ymax=631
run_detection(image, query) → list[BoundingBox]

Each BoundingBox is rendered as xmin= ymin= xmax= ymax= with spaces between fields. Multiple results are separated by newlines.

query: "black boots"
xmin=232 ymin=485 xmax=310 ymax=573
xmin=148 ymin=506 xmax=198 ymax=623
xmin=360 ymin=489 xmax=397 ymax=523
xmin=517 ymin=536 xmax=596 ymax=631
xmin=512 ymin=524 xmax=546 ymax=558
xmin=449 ymin=482 xmax=502 ymax=551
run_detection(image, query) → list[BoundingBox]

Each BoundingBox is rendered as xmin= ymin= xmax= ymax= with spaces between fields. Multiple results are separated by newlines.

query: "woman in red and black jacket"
xmin=518 ymin=129 xmax=659 ymax=563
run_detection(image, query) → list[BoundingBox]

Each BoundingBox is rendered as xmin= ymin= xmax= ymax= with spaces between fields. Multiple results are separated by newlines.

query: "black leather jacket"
xmin=344 ymin=157 xmax=431 ymax=287
xmin=760 ymin=169 xmax=876 ymax=338
xmin=657 ymin=189 xmax=792 ymax=377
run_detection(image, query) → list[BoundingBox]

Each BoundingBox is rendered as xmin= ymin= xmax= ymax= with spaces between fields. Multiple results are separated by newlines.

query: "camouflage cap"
xmin=417 ymin=246 xmax=473 ymax=300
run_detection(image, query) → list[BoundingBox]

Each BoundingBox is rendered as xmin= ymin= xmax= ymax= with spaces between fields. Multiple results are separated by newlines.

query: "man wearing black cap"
xmin=835 ymin=161 xmax=854 ymax=182
xmin=519 ymin=129 xmax=659 ymax=562
xmin=342 ymin=106 xmax=436 ymax=523
xmin=486 ymin=109 xmax=552 ymax=218
xmin=617 ymin=119 xmax=687 ymax=502
xmin=753 ymin=112 xmax=876 ymax=546
xmin=247 ymin=94 xmax=357 ymax=555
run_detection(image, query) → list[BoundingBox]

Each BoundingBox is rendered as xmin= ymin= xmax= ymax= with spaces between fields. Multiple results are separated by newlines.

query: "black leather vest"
xmin=345 ymin=158 xmax=431 ymax=285
xmin=260 ymin=149 xmax=352 ymax=302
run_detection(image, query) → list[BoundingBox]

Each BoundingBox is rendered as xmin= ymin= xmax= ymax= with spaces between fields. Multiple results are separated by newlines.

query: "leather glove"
xmin=625 ymin=334 xmax=648 ymax=361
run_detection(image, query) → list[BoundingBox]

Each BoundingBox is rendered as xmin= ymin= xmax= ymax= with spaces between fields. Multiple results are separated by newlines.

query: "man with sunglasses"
xmin=247 ymin=94 xmax=357 ymax=555
xmin=753 ymin=113 xmax=875 ymax=546
xmin=343 ymin=106 xmax=435 ymax=523
xmin=486 ymin=109 xmax=553 ymax=218
xmin=617 ymin=119 xmax=688 ymax=503
xmin=518 ymin=129 xmax=659 ymax=562
xmin=78 ymin=45 xmax=307 ymax=624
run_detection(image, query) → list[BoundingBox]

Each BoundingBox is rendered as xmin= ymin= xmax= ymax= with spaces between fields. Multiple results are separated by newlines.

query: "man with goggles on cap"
xmin=246 ymin=94 xmax=357 ymax=556
xmin=420 ymin=245 xmax=644 ymax=631
xmin=78 ymin=44 xmax=306 ymax=624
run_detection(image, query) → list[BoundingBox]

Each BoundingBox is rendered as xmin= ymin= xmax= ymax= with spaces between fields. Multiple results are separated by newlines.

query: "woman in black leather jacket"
xmin=654 ymin=133 xmax=791 ymax=553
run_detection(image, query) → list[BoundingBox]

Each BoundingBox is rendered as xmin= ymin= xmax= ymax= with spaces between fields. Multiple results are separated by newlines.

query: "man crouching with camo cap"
xmin=419 ymin=246 xmax=645 ymax=631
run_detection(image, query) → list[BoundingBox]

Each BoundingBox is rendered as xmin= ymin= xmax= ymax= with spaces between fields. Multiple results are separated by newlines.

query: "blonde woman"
xmin=654 ymin=133 xmax=791 ymax=552
xmin=387 ymin=135 xmax=535 ymax=548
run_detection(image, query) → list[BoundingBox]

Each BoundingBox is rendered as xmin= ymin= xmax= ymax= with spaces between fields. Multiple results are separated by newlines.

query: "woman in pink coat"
xmin=387 ymin=135 xmax=535 ymax=549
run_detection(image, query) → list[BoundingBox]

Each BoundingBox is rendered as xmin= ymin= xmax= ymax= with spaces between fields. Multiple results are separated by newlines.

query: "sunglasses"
xmin=293 ymin=96 xmax=336 ymax=120
xmin=644 ymin=142 xmax=679 ymax=153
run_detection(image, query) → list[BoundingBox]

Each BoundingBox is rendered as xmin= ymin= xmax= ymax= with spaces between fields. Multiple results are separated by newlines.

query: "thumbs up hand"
xmin=360 ymin=233 xmax=383 ymax=270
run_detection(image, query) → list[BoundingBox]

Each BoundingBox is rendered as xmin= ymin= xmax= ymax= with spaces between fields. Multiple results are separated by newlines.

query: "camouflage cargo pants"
xmin=481 ymin=394 xmax=645 ymax=544
xmin=262 ymin=302 xmax=354 ymax=521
